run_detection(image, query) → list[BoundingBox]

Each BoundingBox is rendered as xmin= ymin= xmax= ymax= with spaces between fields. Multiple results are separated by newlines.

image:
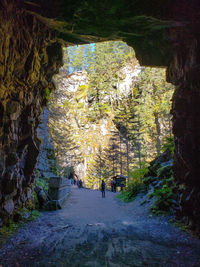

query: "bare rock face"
xmin=36 ymin=107 xmax=57 ymax=179
xmin=0 ymin=1 xmax=62 ymax=222
xmin=166 ymin=2 xmax=200 ymax=233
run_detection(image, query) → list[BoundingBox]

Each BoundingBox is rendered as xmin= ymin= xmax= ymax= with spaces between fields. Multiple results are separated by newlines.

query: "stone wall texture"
xmin=0 ymin=0 xmax=200 ymax=231
xmin=0 ymin=0 xmax=62 ymax=222
xmin=167 ymin=15 xmax=200 ymax=232
xmin=36 ymin=107 xmax=57 ymax=179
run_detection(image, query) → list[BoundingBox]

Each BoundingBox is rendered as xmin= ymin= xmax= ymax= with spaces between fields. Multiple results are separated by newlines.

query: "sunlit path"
xmin=1 ymin=187 xmax=200 ymax=266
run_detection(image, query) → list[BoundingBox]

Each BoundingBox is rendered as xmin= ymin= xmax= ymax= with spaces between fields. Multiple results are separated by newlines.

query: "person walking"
xmin=111 ymin=180 xmax=113 ymax=192
xmin=101 ymin=180 xmax=106 ymax=198
xmin=113 ymin=179 xmax=116 ymax=193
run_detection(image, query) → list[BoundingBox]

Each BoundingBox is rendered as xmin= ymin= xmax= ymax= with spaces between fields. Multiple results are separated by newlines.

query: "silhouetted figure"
xmin=111 ymin=180 xmax=113 ymax=192
xmin=77 ymin=179 xmax=83 ymax=188
xmin=120 ymin=183 xmax=124 ymax=191
xmin=113 ymin=179 xmax=116 ymax=192
xmin=101 ymin=180 xmax=106 ymax=198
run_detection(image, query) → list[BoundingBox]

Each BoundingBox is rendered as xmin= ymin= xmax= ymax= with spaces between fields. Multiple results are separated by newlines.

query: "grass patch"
xmin=117 ymin=191 xmax=136 ymax=202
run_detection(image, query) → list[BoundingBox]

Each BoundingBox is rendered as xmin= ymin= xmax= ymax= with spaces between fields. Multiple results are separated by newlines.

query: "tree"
xmin=48 ymin=41 xmax=174 ymax=187
xmin=133 ymin=67 xmax=173 ymax=158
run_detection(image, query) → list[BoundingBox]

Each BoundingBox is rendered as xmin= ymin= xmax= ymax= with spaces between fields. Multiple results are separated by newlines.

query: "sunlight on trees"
xmin=49 ymin=41 xmax=174 ymax=189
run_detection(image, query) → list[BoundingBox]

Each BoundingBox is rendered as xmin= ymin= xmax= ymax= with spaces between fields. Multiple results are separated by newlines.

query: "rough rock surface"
xmin=0 ymin=187 xmax=200 ymax=266
xmin=0 ymin=1 xmax=62 ymax=222
xmin=1 ymin=0 xmax=200 ymax=229
xmin=36 ymin=107 xmax=57 ymax=179
xmin=166 ymin=6 xmax=200 ymax=231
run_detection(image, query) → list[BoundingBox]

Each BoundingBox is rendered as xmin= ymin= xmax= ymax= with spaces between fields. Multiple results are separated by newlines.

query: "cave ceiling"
xmin=19 ymin=0 xmax=186 ymax=67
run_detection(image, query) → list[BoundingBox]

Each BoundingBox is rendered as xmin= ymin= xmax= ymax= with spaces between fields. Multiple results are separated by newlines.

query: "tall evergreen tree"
xmin=49 ymin=41 xmax=174 ymax=187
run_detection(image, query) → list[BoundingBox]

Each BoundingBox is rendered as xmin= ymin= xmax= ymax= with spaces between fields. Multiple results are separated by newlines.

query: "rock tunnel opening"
xmin=43 ymin=41 xmax=174 ymax=193
xmin=0 ymin=0 xmax=200 ymax=234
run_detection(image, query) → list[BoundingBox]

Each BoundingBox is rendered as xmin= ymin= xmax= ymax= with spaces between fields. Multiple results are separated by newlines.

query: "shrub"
xmin=35 ymin=177 xmax=49 ymax=191
xmin=150 ymin=178 xmax=176 ymax=215
xmin=129 ymin=165 xmax=149 ymax=180
xmin=161 ymin=136 xmax=174 ymax=154
xmin=118 ymin=166 xmax=149 ymax=202
xmin=117 ymin=191 xmax=135 ymax=202
xmin=157 ymin=165 xmax=173 ymax=179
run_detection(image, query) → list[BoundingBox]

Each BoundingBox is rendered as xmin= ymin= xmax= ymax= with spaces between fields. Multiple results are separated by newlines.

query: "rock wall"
xmin=0 ymin=1 xmax=62 ymax=223
xmin=36 ymin=107 xmax=57 ymax=179
xmin=166 ymin=1 xmax=200 ymax=232
xmin=1 ymin=0 xmax=200 ymax=229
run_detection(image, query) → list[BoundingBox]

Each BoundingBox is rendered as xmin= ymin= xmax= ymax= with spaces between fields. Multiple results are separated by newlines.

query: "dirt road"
xmin=0 ymin=187 xmax=200 ymax=266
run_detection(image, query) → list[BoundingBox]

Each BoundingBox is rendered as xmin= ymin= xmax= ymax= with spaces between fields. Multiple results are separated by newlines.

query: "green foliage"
xmin=118 ymin=166 xmax=149 ymax=202
xmin=117 ymin=191 xmax=136 ymax=202
xmin=50 ymin=164 xmax=60 ymax=176
xmin=157 ymin=165 xmax=173 ymax=179
xmin=47 ymin=149 xmax=61 ymax=176
xmin=45 ymin=87 xmax=51 ymax=101
xmin=150 ymin=183 xmax=176 ymax=214
xmin=161 ymin=136 xmax=174 ymax=153
xmin=35 ymin=177 xmax=49 ymax=191
xmin=28 ymin=210 xmax=40 ymax=220
xmin=133 ymin=67 xmax=174 ymax=158
xmin=128 ymin=166 xmax=149 ymax=196
xmin=76 ymin=84 xmax=89 ymax=101
xmin=64 ymin=100 xmax=70 ymax=107
xmin=140 ymin=199 xmax=147 ymax=205
xmin=129 ymin=166 xmax=149 ymax=180
xmin=150 ymin=176 xmax=176 ymax=215
xmin=145 ymin=159 xmax=176 ymax=215
xmin=127 ymin=180 xmax=146 ymax=199
xmin=169 ymin=219 xmax=190 ymax=233
xmin=50 ymin=41 xmax=174 ymax=188
xmin=0 ymin=209 xmax=40 ymax=240
xmin=143 ymin=176 xmax=157 ymax=185
xmin=33 ymin=191 xmax=39 ymax=209
xmin=37 ymin=137 xmax=43 ymax=145
xmin=1 ymin=222 xmax=19 ymax=237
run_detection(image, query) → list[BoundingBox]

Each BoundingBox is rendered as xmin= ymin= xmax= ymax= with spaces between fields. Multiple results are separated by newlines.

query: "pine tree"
xmin=48 ymin=41 xmax=174 ymax=188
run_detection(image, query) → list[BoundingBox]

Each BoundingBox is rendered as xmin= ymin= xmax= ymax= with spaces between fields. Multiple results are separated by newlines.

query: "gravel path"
xmin=0 ymin=187 xmax=200 ymax=267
